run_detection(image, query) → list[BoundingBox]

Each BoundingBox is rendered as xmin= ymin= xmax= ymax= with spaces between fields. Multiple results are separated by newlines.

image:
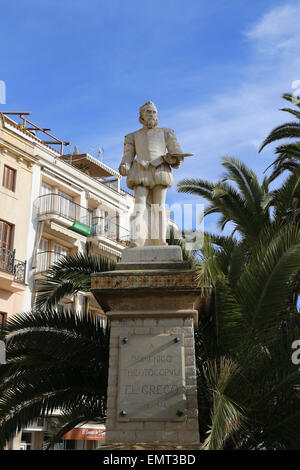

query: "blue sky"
xmin=1 ymin=0 xmax=300 ymax=234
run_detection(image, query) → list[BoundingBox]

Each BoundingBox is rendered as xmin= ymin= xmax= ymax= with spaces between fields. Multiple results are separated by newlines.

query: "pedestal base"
xmin=91 ymin=247 xmax=203 ymax=446
xmin=116 ymin=245 xmax=189 ymax=271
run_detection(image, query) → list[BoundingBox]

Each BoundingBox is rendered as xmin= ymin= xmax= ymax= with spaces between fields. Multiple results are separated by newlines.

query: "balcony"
xmin=37 ymin=194 xmax=93 ymax=236
xmin=91 ymin=217 xmax=131 ymax=247
xmin=0 ymin=247 xmax=26 ymax=283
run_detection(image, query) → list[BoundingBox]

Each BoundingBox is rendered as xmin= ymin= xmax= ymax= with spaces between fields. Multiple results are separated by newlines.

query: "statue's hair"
xmin=139 ymin=101 xmax=157 ymax=115
xmin=139 ymin=101 xmax=158 ymax=126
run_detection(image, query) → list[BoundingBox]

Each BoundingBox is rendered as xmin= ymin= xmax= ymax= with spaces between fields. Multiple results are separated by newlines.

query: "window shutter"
xmin=36 ymin=238 xmax=49 ymax=272
xmin=3 ymin=166 xmax=16 ymax=191
xmin=40 ymin=184 xmax=52 ymax=214
xmin=58 ymin=191 xmax=74 ymax=219
xmin=0 ymin=220 xmax=12 ymax=249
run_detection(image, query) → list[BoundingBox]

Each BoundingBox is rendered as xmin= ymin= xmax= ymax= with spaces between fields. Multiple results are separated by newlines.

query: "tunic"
xmin=119 ymin=127 xmax=183 ymax=190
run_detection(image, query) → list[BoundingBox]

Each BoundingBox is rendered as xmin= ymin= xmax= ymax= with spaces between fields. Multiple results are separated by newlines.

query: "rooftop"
xmin=60 ymin=153 xmax=120 ymax=179
xmin=1 ymin=111 xmax=121 ymax=180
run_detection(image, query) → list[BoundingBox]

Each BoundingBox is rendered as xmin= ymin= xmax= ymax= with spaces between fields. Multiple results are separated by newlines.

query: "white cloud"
xmin=245 ymin=3 xmax=300 ymax=54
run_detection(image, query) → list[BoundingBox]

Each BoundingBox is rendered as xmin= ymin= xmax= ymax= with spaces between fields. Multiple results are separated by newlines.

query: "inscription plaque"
xmin=117 ymin=334 xmax=186 ymax=421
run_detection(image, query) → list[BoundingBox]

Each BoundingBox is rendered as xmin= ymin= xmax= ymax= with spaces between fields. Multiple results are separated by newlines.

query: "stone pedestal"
xmin=91 ymin=246 xmax=202 ymax=446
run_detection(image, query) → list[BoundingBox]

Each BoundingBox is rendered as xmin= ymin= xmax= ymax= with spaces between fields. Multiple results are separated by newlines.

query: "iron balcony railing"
xmin=91 ymin=217 xmax=131 ymax=246
xmin=0 ymin=247 xmax=26 ymax=283
xmin=37 ymin=193 xmax=93 ymax=227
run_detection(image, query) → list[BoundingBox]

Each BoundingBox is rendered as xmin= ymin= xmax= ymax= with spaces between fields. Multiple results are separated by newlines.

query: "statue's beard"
xmin=143 ymin=117 xmax=158 ymax=129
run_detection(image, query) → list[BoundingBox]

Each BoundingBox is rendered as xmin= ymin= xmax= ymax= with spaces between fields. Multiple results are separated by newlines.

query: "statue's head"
xmin=139 ymin=101 xmax=158 ymax=129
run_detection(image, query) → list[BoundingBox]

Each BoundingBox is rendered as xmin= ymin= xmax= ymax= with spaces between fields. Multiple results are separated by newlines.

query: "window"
xmin=0 ymin=220 xmax=13 ymax=250
xmin=53 ymin=243 xmax=69 ymax=264
xmin=0 ymin=312 xmax=7 ymax=328
xmin=36 ymin=238 xmax=49 ymax=272
xmin=104 ymin=211 xmax=109 ymax=232
xmin=40 ymin=183 xmax=52 ymax=214
xmin=58 ymin=191 xmax=74 ymax=219
xmin=2 ymin=165 xmax=16 ymax=191
xmin=0 ymin=221 xmax=13 ymax=271
xmin=64 ymin=439 xmax=76 ymax=450
xmin=20 ymin=432 xmax=33 ymax=451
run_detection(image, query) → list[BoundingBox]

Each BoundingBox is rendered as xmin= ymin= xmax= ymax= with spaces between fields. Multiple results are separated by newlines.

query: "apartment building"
xmin=25 ymin=143 xmax=134 ymax=318
xmin=0 ymin=112 xmax=37 ymax=327
xmin=0 ymin=112 xmax=134 ymax=450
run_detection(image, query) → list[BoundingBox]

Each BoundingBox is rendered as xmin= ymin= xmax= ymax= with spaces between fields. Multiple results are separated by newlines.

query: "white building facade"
xmin=1 ymin=113 xmax=135 ymax=450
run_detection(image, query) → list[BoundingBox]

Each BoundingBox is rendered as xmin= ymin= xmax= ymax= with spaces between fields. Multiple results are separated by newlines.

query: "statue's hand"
xmin=164 ymin=153 xmax=184 ymax=169
xmin=171 ymin=160 xmax=182 ymax=169
xmin=163 ymin=153 xmax=177 ymax=165
xmin=119 ymin=163 xmax=130 ymax=176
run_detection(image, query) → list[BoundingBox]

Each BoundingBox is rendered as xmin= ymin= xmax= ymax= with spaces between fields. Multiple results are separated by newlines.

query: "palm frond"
xmin=259 ymin=122 xmax=300 ymax=152
xmin=280 ymin=107 xmax=300 ymax=120
xmin=35 ymin=253 xmax=116 ymax=309
xmin=0 ymin=309 xmax=109 ymax=447
xmin=202 ymin=358 xmax=246 ymax=450
xmin=236 ymin=225 xmax=300 ymax=345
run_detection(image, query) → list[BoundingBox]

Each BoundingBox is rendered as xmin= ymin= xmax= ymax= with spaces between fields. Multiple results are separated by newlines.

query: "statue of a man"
xmin=119 ymin=101 xmax=185 ymax=247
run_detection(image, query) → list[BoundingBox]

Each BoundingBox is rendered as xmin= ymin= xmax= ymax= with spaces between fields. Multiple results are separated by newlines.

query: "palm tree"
xmin=35 ymin=252 xmax=116 ymax=310
xmin=178 ymin=155 xmax=300 ymax=449
xmin=266 ymin=165 xmax=300 ymax=226
xmin=0 ymin=308 xmax=110 ymax=448
xmin=259 ymin=93 xmax=300 ymax=181
xmin=0 ymin=251 xmax=115 ymax=448
xmin=195 ymin=225 xmax=300 ymax=449
xmin=178 ymin=157 xmax=271 ymax=244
